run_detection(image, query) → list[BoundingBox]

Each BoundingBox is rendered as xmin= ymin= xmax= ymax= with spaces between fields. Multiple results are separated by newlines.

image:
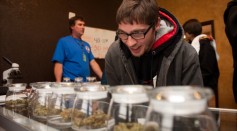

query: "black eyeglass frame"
xmin=116 ymin=23 xmax=155 ymax=40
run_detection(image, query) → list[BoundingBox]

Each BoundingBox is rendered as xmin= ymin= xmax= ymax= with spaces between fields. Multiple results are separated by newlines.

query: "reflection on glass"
xmin=63 ymin=77 xmax=70 ymax=82
xmin=47 ymin=87 xmax=76 ymax=129
xmin=72 ymin=84 xmax=110 ymax=130
xmin=144 ymin=86 xmax=218 ymax=131
xmin=74 ymin=77 xmax=83 ymax=83
xmin=86 ymin=77 xmax=96 ymax=83
xmin=108 ymin=85 xmax=153 ymax=131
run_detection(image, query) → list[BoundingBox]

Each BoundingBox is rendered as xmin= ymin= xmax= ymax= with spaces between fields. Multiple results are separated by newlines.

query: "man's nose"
xmin=126 ymin=36 xmax=137 ymax=47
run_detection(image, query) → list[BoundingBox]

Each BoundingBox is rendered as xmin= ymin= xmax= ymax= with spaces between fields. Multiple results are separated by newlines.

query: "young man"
xmin=105 ymin=0 xmax=203 ymax=87
xmin=183 ymin=19 xmax=220 ymax=106
xmin=52 ymin=16 xmax=102 ymax=82
xmin=224 ymin=0 xmax=237 ymax=103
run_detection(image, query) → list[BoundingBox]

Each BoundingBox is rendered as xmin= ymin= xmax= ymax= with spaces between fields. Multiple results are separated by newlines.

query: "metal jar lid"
xmin=8 ymin=83 xmax=27 ymax=91
xmin=51 ymin=87 xmax=75 ymax=95
xmin=149 ymin=86 xmax=213 ymax=115
xmin=74 ymin=83 xmax=108 ymax=100
xmin=109 ymin=85 xmax=153 ymax=104
xmin=50 ymin=82 xmax=80 ymax=88
xmin=30 ymin=82 xmax=52 ymax=89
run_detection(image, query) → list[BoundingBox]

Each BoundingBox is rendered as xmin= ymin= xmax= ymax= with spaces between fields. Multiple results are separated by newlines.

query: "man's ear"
xmin=70 ymin=25 xmax=74 ymax=30
xmin=155 ymin=17 xmax=161 ymax=31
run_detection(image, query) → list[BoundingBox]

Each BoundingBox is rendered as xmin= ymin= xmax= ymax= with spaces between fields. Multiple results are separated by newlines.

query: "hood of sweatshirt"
xmin=151 ymin=8 xmax=183 ymax=56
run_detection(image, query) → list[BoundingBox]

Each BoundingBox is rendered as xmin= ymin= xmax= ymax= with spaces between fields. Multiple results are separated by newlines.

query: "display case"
xmin=0 ymin=106 xmax=237 ymax=131
xmin=0 ymin=106 xmax=59 ymax=131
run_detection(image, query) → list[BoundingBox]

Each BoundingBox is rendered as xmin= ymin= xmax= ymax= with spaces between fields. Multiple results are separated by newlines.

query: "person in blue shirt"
xmin=52 ymin=16 xmax=102 ymax=82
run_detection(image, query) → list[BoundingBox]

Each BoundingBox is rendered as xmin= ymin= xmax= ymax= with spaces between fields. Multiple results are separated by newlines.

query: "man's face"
xmin=118 ymin=22 xmax=157 ymax=57
xmin=71 ymin=20 xmax=85 ymax=37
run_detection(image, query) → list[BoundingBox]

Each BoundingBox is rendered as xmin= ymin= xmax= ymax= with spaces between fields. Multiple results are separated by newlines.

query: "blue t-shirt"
xmin=52 ymin=35 xmax=94 ymax=81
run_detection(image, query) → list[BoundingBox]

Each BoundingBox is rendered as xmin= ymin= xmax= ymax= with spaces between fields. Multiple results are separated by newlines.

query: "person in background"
xmin=183 ymin=19 xmax=220 ymax=107
xmin=52 ymin=16 xmax=102 ymax=82
xmin=224 ymin=0 xmax=237 ymax=103
xmin=105 ymin=0 xmax=203 ymax=87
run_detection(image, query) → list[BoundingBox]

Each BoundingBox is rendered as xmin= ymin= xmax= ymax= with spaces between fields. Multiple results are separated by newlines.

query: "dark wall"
xmin=0 ymin=0 xmax=121 ymax=84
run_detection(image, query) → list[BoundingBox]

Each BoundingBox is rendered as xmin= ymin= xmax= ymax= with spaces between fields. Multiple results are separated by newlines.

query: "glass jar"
xmin=5 ymin=83 xmax=28 ymax=119
xmin=28 ymin=82 xmax=53 ymax=116
xmin=31 ymin=88 xmax=54 ymax=121
xmin=71 ymin=84 xmax=110 ymax=131
xmin=47 ymin=87 xmax=76 ymax=129
xmin=31 ymin=82 xmax=79 ymax=122
xmin=5 ymin=83 xmax=28 ymax=108
xmin=144 ymin=86 xmax=218 ymax=131
xmin=29 ymin=82 xmax=52 ymax=100
xmin=108 ymin=85 xmax=153 ymax=131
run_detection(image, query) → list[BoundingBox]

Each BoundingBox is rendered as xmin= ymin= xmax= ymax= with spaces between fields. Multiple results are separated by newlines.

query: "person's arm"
xmin=199 ymin=39 xmax=219 ymax=88
xmin=181 ymin=43 xmax=204 ymax=86
xmin=90 ymin=59 xmax=102 ymax=79
xmin=54 ymin=62 xmax=63 ymax=82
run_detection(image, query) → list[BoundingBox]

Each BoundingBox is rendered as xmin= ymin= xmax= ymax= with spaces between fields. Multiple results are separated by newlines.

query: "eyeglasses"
xmin=116 ymin=23 xmax=154 ymax=40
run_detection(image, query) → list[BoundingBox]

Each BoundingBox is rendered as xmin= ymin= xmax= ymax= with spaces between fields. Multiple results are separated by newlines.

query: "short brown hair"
xmin=69 ymin=16 xmax=84 ymax=33
xmin=116 ymin=0 xmax=159 ymax=25
xmin=183 ymin=19 xmax=202 ymax=37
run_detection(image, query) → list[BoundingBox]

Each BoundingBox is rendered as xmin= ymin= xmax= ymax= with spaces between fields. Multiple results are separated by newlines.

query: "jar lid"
xmin=8 ymin=83 xmax=27 ymax=91
xmin=36 ymin=88 xmax=55 ymax=94
xmin=50 ymin=82 xmax=79 ymax=88
xmin=52 ymin=87 xmax=75 ymax=94
xmin=149 ymin=86 xmax=213 ymax=115
xmin=30 ymin=82 xmax=52 ymax=89
xmin=109 ymin=85 xmax=153 ymax=104
xmin=74 ymin=84 xmax=108 ymax=100
xmin=86 ymin=76 xmax=96 ymax=82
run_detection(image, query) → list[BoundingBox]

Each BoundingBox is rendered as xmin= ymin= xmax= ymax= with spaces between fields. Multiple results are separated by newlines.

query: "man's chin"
xmin=131 ymin=52 xmax=143 ymax=57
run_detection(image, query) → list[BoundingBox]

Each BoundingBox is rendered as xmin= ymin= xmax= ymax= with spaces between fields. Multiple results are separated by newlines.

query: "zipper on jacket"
xmin=124 ymin=64 xmax=135 ymax=84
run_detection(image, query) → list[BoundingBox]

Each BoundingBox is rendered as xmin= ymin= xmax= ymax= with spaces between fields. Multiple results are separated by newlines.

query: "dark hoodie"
xmin=105 ymin=8 xmax=203 ymax=87
xmin=224 ymin=1 xmax=237 ymax=67
xmin=224 ymin=1 xmax=237 ymax=103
